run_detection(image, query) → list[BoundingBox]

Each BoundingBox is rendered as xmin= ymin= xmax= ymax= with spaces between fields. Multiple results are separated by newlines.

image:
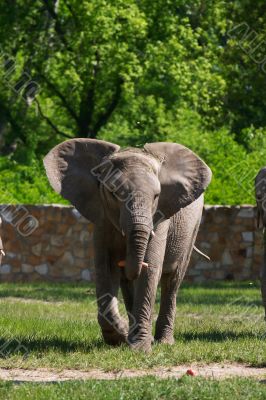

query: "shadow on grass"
xmin=178 ymin=329 xmax=265 ymax=342
xmin=0 ymin=284 xmax=95 ymax=302
xmin=0 ymin=337 xmax=106 ymax=356
xmin=176 ymin=296 xmax=262 ymax=307
xmin=0 ymin=328 xmax=263 ymax=358
xmin=0 ymin=281 xmax=261 ymax=306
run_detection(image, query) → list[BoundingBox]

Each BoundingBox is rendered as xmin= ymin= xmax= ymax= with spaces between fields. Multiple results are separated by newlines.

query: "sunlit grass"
xmin=0 ymin=377 xmax=266 ymax=400
xmin=0 ymin=282 xmax=264 ymax=370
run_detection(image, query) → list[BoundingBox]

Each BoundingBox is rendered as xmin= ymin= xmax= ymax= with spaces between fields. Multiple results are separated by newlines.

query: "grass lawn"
xmin=0 ymin=376 xmax=266 ymax=400
xmin=0 ymin=281 xmax=265 ymax=370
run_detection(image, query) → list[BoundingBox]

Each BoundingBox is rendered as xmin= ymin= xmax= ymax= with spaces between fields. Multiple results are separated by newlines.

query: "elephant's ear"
xmin=43 ymin=139 xmax=120 ymax=223
xmin=144 ymin=142 xmax=212 ymax=218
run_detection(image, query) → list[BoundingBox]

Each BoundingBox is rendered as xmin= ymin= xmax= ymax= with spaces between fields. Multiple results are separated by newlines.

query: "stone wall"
xmin=0 ymin=204 xmax=263 ymax=283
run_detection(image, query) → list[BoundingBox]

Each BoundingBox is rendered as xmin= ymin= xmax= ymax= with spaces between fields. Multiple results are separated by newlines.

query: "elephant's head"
xmin=255 ymin=166 xmax=266 ymax=320
xmin=44 ymin=139 xmax=212 ymax=280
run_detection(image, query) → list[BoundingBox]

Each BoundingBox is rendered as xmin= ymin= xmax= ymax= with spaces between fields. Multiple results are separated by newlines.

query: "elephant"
xmin=44 ymin=139 xmax=212 ymax=352
xmin=255 ymin=166 xmax=266 ymax=320
xmin=0 ymin=216 xmax=4 ymax=265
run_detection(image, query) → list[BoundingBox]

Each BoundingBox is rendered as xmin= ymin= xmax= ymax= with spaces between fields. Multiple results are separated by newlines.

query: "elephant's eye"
xmin=154 ymin=194 xmax=159 ymax=200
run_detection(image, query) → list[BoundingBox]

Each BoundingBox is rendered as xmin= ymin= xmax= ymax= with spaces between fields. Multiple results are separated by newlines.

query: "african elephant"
xmin=255 ymin=167 xmax=266 ymax=320
xmin=0 ymin=217 xmax=4 ymax=265
xmin=44 ymin=139 xmax=212 ymax=352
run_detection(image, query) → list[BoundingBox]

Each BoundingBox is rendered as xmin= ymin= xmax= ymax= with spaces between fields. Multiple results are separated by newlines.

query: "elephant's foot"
xmin=102 ymin=329 xmax=128 ymax=346
xmin=128 ymin=339 xmax=152 ymax=353
xmin=99 ymin=315 xmax=128 ymax=346
xmin=155 ymin=335 xmax=175 ymax=345
xmin=154 ymin=329 xmax=175 ymax=345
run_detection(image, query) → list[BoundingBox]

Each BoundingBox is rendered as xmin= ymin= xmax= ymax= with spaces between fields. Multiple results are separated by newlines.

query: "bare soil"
xmin=0 ymin=364 xmax=265 ymax=382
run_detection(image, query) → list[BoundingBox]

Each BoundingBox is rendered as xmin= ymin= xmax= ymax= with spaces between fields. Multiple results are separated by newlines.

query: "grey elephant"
xmin=44 ymin=139 xmax=212 ymax=352
xmin=0 ymin=216 xmax=4 ymax=265
xmin=255 ymin=167 xmax=266 ymax=320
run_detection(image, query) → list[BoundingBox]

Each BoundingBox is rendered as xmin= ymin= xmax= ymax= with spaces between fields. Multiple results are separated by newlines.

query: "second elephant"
xmin=44 ymin=139 xmax=212 ymax=352
xmin=255 ymin=166 xmax=266 ymax=320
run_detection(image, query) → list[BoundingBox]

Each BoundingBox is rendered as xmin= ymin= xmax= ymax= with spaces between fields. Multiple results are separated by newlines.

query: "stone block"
xmin=54 ymin=252 xmax=74 ymax=268
xmin=187 ymin=269 xmax=201 ymax=276
xmin=193 ymin=276 xmax=205 ymax=283
xmin=237 ymin=208 xmax=254 ymax=219
xmin=213 ymin=270 xmax=225 ymax=279
xmin=199 ymin=241 xmax=211 ymax=249
xmin=195 ymin=261 xmax=213 ymax=270
xmin=49 ymin=265 xmax=64 ymax=278
xmin=6 ymin=252 xmax=17 ymax=259
xmin=66 ymin=228 xmax=73 ymax=237
xmin=63 ymin=266 xmax=77 ymax=278
xmin=246 ymin=247 xmax=253 ymax=258
xmin=207 ymin=232 xmax=219 ymax=242
xmin=35 ymin=264 xmax=48 ymax=275
xmin=50 ymin=235 xmax=65 ymax=247
xmin=48 ymin=246 xmax=65 ymax=257
xmin=244 ymin=258 xmax=252 ymax=269
xmin=81 ymin=269 xmax=91 ymax=281
xmin=32 ymin=243 xmax=42 ymax=256
xmin=27 ymin=255 xmax=42 ymax=266
xmin=57 ymin=224 xmax=70 ymax=234
xmin=254 ymin=246 xmax=263 ymax=256
xmin=22 ymin=264 xmax=34 ymax=273
xmin=221 ymin=249 xmax=233 ymax=266
xmin=242 ymin=232 xmax=254 ymax=242
xmin=0 ymin=264 xmax=11 ymax=274
xmin=73 ymin=246 xmax=86 ymax=258
xmin=80 ymin=230 xmax=93 ymax=242
xmin=73 ymin=225 xmax=83 ymax=232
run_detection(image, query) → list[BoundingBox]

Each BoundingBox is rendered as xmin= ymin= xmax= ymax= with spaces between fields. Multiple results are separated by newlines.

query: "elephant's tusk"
xmin=142 ymin=262 xmax=149 ymax=268
xmin=122 ymin=230 xmax=125 ymax=237
xmin=0 ymin=249 xmax=5 ymax=256
xmin=118 ymin=260 xmax=126 ymax=267
xmin=151 ymin=230 xmax=155 ymax=237
xmin=193 ymin=246 xmax=210 ymax=261
xmin=118 ymin=260 xmax=149 ymax=268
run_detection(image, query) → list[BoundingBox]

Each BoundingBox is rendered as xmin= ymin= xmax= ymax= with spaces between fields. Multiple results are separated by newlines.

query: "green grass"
xmin=0 ymin=377 xmax=266 ymax=400
xmin=0 ymin=282 xmax=265 ymax=370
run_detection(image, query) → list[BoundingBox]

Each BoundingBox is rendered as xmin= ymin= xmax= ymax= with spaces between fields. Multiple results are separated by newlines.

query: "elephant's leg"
xmin=155 ymin=198 xmax=203 ymax=344
xmin=94 ymin=224 xmax=128 ymax=346
xmin=120 ymin=271 xmax=135 ymax=328
xmin=154 ymin=269 xmax=182 ymax=344
xmin=127 ymin=220 xmax=169 ymax=352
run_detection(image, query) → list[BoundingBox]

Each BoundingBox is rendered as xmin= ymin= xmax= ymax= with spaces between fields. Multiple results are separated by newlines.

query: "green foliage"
xmin=0 ymin=1 xmax=265 ymax=204
xmin=0 ymin=157 xmax=65 ymax=204
xmin=101 ymin=109 xmax=266 ymax=205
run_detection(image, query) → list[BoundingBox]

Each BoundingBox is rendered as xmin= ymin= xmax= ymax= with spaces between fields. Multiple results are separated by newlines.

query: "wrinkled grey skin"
xmin=44 ymin=139 xmax=212 ymax=351
xmin=255 ymin=167 xmax=266 ymax=320
xmin=0 ymin=217 xmax=3 ymax=265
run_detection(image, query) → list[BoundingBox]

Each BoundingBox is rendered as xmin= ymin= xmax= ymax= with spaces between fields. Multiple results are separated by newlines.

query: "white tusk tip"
xmin=142 ymin=262 xmax=149 ymax=268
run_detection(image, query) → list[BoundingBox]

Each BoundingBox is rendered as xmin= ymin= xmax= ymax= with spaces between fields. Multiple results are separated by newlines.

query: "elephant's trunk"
xmin=125 ymin=225 xmax=150 ymax=280
xmin=262 ymin=229 xmax=266 ymax=320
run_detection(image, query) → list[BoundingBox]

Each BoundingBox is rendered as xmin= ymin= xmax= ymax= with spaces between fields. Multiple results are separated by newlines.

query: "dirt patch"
xmin=0 ymin=364 xmax=265 ymax=382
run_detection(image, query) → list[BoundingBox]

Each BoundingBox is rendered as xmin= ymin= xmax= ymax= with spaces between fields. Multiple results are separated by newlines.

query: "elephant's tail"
xmin=193 ymin=246 xmax=210 ymax=261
